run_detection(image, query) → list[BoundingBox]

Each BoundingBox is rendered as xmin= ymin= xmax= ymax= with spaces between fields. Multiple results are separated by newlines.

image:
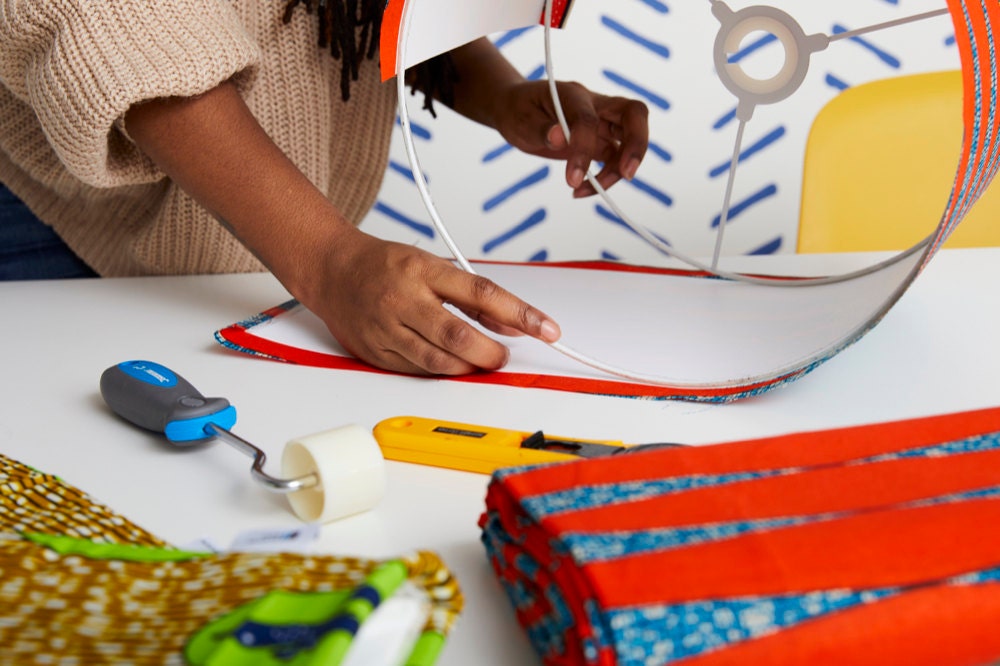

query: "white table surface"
xmin=3 ymin=248 xmax=1000 ymax=665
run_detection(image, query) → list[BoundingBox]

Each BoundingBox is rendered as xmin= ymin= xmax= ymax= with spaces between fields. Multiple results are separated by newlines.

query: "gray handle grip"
xmin=100 ymin=360 xmax=236 ymax=443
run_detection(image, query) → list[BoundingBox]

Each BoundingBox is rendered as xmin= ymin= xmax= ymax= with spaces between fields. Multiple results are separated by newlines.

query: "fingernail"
xmin=546 ymin=125 xmax=562 ymax=148
xmin=569 ymin=168 xmax=585 ymax=188
xmin=624 ymin=158 xmax=640 ymax=180
xmin=540 ymin=319 xmax=561 ymax=342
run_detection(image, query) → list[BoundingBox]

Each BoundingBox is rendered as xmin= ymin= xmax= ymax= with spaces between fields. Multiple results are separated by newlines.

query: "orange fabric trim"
xmin=545 ymin=446 xmax=1000 ymax=533
xmin=684 ymin=583 xmax=1000 ymax=666
xmin=504 ymin=406 xmax=1000 ymax=497
xmin=587 ymin=496 xmax=1000 ymax=606
xmin=379 ymin=0 xmax=404 ymax=81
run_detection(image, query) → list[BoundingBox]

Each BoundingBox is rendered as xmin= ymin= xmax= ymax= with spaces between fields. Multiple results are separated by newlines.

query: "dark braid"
xmin=282 ymin=0 xmax=457 ymax=115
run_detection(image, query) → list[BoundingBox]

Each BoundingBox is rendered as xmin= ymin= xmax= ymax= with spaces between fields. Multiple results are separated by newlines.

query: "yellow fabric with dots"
xmin=0 ymin=454 xmax=462 ymax=664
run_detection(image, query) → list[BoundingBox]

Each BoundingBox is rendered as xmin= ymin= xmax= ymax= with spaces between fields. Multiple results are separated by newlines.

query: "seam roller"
xmin=99 ymin=360 xmax=385 ymax=523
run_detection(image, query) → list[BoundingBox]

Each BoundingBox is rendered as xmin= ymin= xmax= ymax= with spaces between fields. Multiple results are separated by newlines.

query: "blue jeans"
xmin=0 ymin=183 xmax=97 ymax=280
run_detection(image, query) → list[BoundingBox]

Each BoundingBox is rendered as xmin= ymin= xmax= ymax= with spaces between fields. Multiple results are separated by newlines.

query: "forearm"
xmin=2 ymin=0 xmax=258 ymax=189
xmin=125 ymin=76 xmax=561 ymax=377
xmin=123 ymin=80 xmax=354 ymax=301
xmin=445 ymin=38 xmax=525 ymax=129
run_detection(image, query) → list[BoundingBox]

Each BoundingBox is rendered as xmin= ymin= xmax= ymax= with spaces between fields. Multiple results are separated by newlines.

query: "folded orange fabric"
xmin=481 ymin=406 xmax=1000 ymax=665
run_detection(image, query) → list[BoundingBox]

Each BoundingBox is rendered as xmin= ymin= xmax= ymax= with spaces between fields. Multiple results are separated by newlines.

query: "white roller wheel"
xmin=281 ymin=424 xmax=386 ymax=523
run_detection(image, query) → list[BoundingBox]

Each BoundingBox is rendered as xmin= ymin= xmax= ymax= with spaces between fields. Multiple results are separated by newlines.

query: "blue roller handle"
xmin=100 ymin=360 xmax=237 ymax=443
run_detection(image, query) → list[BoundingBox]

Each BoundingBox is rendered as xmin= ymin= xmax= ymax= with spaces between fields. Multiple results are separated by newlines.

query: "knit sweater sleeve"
xmin=0 ymin=0 xmax=260 ymax=188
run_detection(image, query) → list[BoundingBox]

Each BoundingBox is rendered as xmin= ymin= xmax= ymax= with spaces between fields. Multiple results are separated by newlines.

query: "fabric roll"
xmin=481 ymin=406 xmax=1000 ymax=665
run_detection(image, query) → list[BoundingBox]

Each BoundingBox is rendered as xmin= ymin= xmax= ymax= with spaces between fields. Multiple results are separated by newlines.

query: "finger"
xmin=611 ymin=98 xmax=649 ymax=180
xmin=546 ymin=123 xmax=568 ymax=151
xmin=438 ymin=271 xmax=561 ymax=344
xmin=403 ymin=298 xmax=513 ymax=373
xmin=557 ymin=83 xmax=603 ymax=190
xmin=341 ymin=320 xmax=481 ymax=377
xmin=573 ymin=161 xmax=623 ymax=198
xmin=598 ymin=117 xmax=624 ymax=144
xmin=571 ymin=141 xmax=623 ymax=197
xmin=459 ymin=308 xmax=526 ymax=338
xmin=502 ymin=89 xmax=562 ymax=154
xmin=378 ymin=343 xmax=478 ymax=377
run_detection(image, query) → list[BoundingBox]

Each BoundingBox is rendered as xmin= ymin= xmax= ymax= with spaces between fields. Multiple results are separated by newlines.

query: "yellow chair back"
xmin=797 ymin=70 xmax=1000 ymax=252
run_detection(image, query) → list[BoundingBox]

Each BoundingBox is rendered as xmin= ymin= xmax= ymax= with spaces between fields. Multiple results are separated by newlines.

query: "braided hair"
xmin=282 ymin=0 xmax=456 ymax=115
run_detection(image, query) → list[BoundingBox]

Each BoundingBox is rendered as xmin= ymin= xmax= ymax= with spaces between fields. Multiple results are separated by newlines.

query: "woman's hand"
xmin=493 ymin=79 xmax=650 ymax=198
xmin=446 ymin=39 xmax=650 ymax=199
xmin=301 ymin=228 xmax=561 ymax=376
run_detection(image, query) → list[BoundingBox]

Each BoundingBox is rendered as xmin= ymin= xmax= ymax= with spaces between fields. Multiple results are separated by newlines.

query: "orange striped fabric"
xmin=482 ymin=405 xmax=1000 ymax=665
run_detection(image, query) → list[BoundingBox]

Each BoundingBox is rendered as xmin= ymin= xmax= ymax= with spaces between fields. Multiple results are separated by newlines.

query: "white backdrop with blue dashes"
xmin=362 ymin=0 xmax=960 ymax=265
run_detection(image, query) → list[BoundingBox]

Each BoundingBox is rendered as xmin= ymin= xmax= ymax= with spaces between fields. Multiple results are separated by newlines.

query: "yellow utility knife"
xmin=372 ymin=416 xmax=680 ymax=474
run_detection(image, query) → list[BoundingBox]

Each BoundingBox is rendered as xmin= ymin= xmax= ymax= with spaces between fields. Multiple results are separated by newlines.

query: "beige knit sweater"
xmin=0 ymin=0 xmax=397 ymax=276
